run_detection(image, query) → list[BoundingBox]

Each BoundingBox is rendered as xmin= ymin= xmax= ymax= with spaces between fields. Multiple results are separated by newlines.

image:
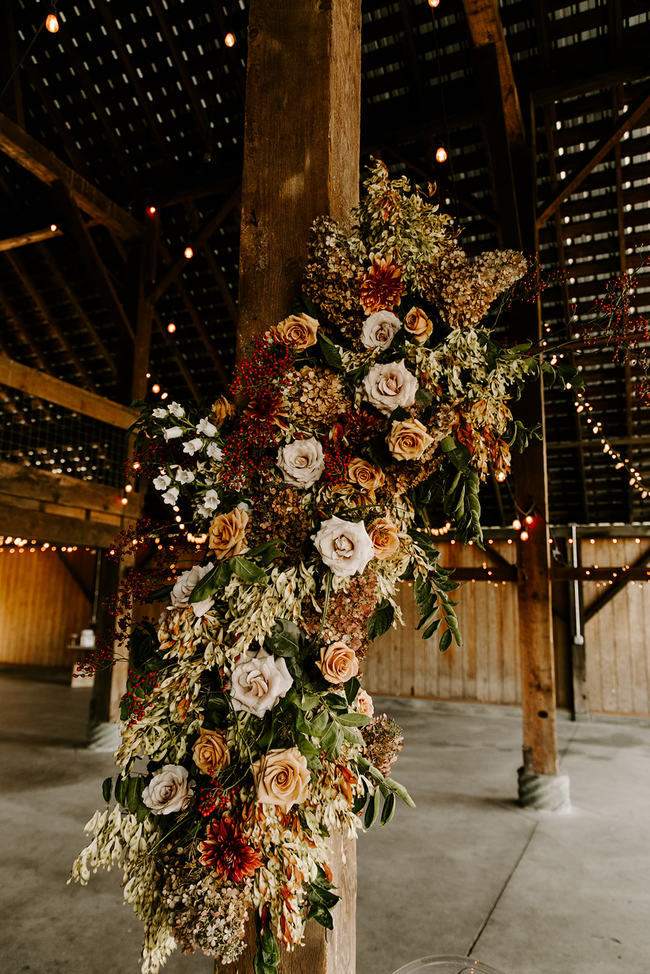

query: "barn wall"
xmin=0 ymin=549 xmax=95 ymax=668
xmin=364 ymin=538 xmax=650 ymax=716
xmin=583 ymin=538 xmax=650 ymax=716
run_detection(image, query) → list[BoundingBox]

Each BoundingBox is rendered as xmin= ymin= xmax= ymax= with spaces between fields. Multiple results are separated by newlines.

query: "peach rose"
xmin=317 ymin=640 xmax=360 ymax=684
xmin=192 ymin=728 xmax=230 ymax=774
xmin=387 ymin=418 xmax=434 ymax=461
xmin=368 ymin=517 xmax=400 ymax=560
xmin=347 ymin=457 xmax=385 ymax=495
xmin=404 ymin=307 xmax=433 ymax=344
xmin=208 ymin=508 xmax=249 ymax=560
xmin=357 ymin=689 xmax=374 ymax=718
xmin=269 ymin=313 xmax=319 ymax=351
xmin=251 ymin=747 xmax=311 ymax=809
xmin=212 ymin=396 xmax=235 ymax=427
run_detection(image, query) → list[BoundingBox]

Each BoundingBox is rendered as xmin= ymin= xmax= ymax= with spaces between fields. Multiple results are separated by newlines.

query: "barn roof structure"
xmin=1 ymin=0 xmax=649 ymax=531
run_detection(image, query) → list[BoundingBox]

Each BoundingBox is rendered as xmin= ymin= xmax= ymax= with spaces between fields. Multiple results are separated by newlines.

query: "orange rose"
xmin=368 ymin=516 xmax=400 ymax=560
xmin=269 ymin=313 xmax=319 ymax=351
xmin=208 ymin=509 xmax=249 ymax=560
xmin=317 ymin=640 xmax=360 ymax=684
xmin=251 ymin=747 xmax=311 ymax=809
xmin=347 ymin=457 xmax=385 ymax=496
xmin=387 ymin=419 xmax=434 ymax=462
xmin=404 ymin=307 xmax=433 ymax=344
xmin=192 ymin=728 xmax=230 ymax=774
xmin=212 ymin=396 xmax=235 ymax=427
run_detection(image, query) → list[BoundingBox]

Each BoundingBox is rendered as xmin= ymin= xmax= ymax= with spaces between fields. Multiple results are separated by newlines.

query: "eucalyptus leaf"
xmin=337 ymin=712 xmax=371 ymax=728
xmin=231 ymin=556 xmax=268 ymax=584
xmin=367 ymin=599 xmax=394 ymax=640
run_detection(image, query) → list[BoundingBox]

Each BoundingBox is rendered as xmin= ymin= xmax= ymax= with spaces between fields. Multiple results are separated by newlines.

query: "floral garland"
xmin=71 ymin=162 xmax=577 ymax=973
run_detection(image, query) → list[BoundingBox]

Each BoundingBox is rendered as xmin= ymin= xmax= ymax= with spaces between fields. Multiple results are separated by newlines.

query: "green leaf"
xmin=414 ymin=387 xmax=434 ymax=406
xmin=231 ymin=556 xmax=268 ymax=584
xmin=297 ymin=691 xmax=321 ymax=711
xmin=310 ymin=710 xmax=330 ymax=738
xmin=265 ymin=618 xmax=302 ymax=658
xmin=364 ymin=790 xmax=381 ymax=830
xmin=309 ymin=903 xmax=334 ymax=930
xmin=254 ymin=920 xmax=280 ymax=974
xmin=344 ymin=676 xmax=360 ymax=706
xmin=337 ymin=712 xmax=371 ymax=728
xmin=115 ymin=776 xmax=128 ymax=807
xmin=307 ymin=884 xmax=340 ymax=910
xmin=321 ymin=722 xmax=343 ymax=756
xmin=385 ymin=776 xmax=416 ymax=808
xmin=367 ymin=599 xmax=394 ymax=641
xmin=247 ymin=540 xmax=283 ymax=564
xmin=189 ymin=562 xmax=231 ymax=603
xmin=317 ymin=332 xmax=343 ymax=371
xmin=380 ymin=792 xmax=396 ymax=826
xmin=439 ymin=435 xmax=456 ymax=454
xmin=102 ymin=776 xmax=112 ymax=803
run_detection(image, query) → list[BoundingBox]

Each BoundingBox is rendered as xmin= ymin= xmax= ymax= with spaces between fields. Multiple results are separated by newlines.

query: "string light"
xmin=512 ymin=518 xmax=522 ymax=531
xmin=572 ymin=390 xmax=650 ymax=497
xmin=224 ymin=32 xmax=236 ymax=47
xmin=151 ymin=383 xmax=161 ymax=394
xmin=124 ymin=484 xmax=133 ymax=494
xmin=45 ymin=12 xmax=60 ymax=33
xmin=520 ymin=530 xmax=529 ymax=541
xmin=147 ymin=205 xmax=157 ymax=216
xmin=121 ymin=497 xmax=129 ymax=506
xmin=184 ymin=247 xmax=194 ymax=259
xmin=167 ymin=322 xmax=176 ymax=334
xmin=435 ymin=145 xmax=447 ymax=163
xmin=50 ymin=223 xmax=58 ymax=232
xmin=428 ymin=0 xmax=441 ymax=6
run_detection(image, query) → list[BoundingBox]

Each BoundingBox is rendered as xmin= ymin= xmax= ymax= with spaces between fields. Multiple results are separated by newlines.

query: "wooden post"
xmin=228 ymin=1 xmax=361 ymax=970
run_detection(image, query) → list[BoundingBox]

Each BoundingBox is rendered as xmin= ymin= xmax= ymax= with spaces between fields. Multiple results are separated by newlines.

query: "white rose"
xmin=312 ymin=516 xmax=374 ymax=577
xmin=152 ymin=407 xmax=167 ymax=419
xmin=361 ymin=311 xmax=401 ymax=350
xmin=170 ymin=562 xmax=215 ymax=617
xmin=162 ymin=486 xmax=179 ymax=506
xmin=201 ymin=489 xmax=220 ymax=512
xmin=277 ymin=437 xmax=325 ymax=489
xmin=230 ymin=649 xmax=293 ymax=718
xmin=206 ymin=442 xmax=223 ymax=461
xmin=168 ymin=402 xmax=185 ymax=419
xmin=174 ymin=468 xmax=194 ymax=484
xmin=362 ymin=360 xmax=418 ymax=416
xmin=142 ymin=764 xmax=193 ymax=815
xmin=183 ymin=437 xmax=203 ymax=455
xmin=164 ymin=426 xmax=183 ymax=441
xmin=153 ymin=472 xmax=171 ymax=491
xmin=197 ymin=417 xmax=218 ymax=437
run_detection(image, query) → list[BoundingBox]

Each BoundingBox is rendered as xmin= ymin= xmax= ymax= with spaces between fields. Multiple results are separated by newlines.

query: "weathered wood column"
xmin=227 ymin=2 xmax=361 ymax=971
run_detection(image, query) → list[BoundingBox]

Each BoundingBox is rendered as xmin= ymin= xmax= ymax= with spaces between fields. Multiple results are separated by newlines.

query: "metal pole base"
xmin=517 ymin=768 xmax=571 ymax=812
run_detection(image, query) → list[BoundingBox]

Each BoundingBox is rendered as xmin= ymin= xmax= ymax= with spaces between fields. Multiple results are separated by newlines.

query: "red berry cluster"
xmin=505 ymin=254 xmax=568 ymax=307
xmin=230 ymin=335 xmax=293 ymax=400
xmin=197 ymin=777 xmax=234 ymax=818
xmin=122 ymin=669 xmax=158 ymax=725
xmin=322 ymin=439 xmax=352 ymax=485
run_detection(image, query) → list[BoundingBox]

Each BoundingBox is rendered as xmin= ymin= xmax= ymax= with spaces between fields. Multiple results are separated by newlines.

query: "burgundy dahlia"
xmin=198 ymin=815 xmax=263 ymax=883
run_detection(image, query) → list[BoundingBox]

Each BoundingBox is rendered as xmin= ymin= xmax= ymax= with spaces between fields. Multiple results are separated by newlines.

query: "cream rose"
xmin=368 ymin=517 xmax=401 ymax=560
xmin=208 ymin=509 xmax=249 ymax=560
xmin=357 ymin=689 xmax=374 ymax=718
xmin=312 ymin=516 xmax=374 ymax=578
xmin=230 ymin=649 xmax=293 ymax=718
xmin=170 ymin=562 xmax=215 ymax=617
xmin=192 ymin=728 xmax=230 ymax=774
xmin=360 ymin=311 xmax=401 ymax=350
xmin=317 ymin=640 xmax=359 ymax=684
xmin=277 ymin=437 xmax=325 ymax=489
xmin=212 ymin=396 xmax=235 ymax=427
xmin=362 ymin=360 xmax=418 ymax=416
xmin=142 ymin=765 xmax=193 ymax=815
xmin=251 ymin=747 xmax=311 ymax=809
xmin=404 ymin=307 xmax=433 ymax=344
xmin=269 ymin=313 xmax=319 ymax=351
xmin=387 ymin=418 xmax=434 ymax=461
xmin=347 ymin=457 xmax=385 ymax=495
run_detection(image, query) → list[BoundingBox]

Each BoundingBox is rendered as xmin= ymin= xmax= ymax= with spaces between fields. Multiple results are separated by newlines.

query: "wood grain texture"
xmin=237 ymin=0 xmax=362 ymax=361
xmin=0 ymin=549 xmax=95 ymax=666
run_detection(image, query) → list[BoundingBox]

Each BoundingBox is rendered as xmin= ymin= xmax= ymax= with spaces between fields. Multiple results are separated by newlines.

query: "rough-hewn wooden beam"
xmin=0 ymin=226 xmax=63 ymax=252
xmin=553 ymin=564 xmax=650 ymax=583
xmin=582 ymin=546 xmax=650 ymax=621
xmin=0 ymin=356 xmax=137 ymax=428
xmin=462 ymin=0 xmax=525 ymax=149
xmin=0 ymin=112 xmax=141 ymax=239
xmin=0 ymin=506 xmax=127 ymax=549
xmin=0 ymin=460 xmax=135 ymax=519
xmin=536 ymin=88 xmax=650 ymax=229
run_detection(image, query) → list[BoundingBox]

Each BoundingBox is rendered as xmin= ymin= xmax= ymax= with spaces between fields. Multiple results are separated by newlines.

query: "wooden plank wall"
xmin=364 ymin=538 xmax=650 ymax=716
xmin=0 ymin=549 xmax=95 ymax=667
xmin=583 ymin=538 xmax=650 ymax=716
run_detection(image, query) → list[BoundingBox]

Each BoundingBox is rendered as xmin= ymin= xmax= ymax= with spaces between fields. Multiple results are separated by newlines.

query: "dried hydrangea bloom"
xmin=280 ymin=365 xmax=350 ymax=431
xmin=361 ymin=713 xmax=404 ymax=777
xmin=245 ymin=484 xmax=315 ymax=559
xmin=303 ymin=216 xmax=364 ymax=330
xmin=421 ymin=246 xmax=528 ymax=329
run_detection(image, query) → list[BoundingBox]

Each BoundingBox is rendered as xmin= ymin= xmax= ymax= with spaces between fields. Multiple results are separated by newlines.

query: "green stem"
xmin=316 ymin=570 xmax=333 ymax=643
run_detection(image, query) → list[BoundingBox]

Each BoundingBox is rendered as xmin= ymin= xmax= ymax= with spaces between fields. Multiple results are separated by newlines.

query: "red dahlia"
xmin=359 ymin=255 xmax=404 ymax=313
xmin=198 ymin=815 xmax=263 ymax=883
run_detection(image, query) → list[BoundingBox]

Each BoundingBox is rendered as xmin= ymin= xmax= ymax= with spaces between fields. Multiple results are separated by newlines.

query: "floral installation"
xmin=71 ymin=161 xmax=580 ymax=974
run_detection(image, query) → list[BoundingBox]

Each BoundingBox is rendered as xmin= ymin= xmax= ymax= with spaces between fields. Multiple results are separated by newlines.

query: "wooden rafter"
xmin=537 ymin=88 xmax=650 ymax=229
xmin=583 ymin=544 xmax=650 ymax=621
xmin=0 ymin=112 xmax=141 ymax=239
xmin=0 ymin=226 xmax=63 ymax=252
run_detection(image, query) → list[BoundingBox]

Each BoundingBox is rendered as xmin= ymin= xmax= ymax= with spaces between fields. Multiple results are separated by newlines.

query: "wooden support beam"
xmin=536 ymin=88 xmax=650 ymax=229
xmin=0 ymin=112 xmax=141 ymax=239
xmin=532 ymin=52 xmax=650 ymax=105
xmin=0 ymin=506 xmax=126 ymax=550
xmin=0 ymin=226 xmax=63 ymax=252
xmin=0 ymin=356 xmax=137 ymax=428
xmin=462 ymin=0 xmax=525 ymax=150
xmin=0 ymin=461 xmax=140 ymax=521
xmin=583 ymin=544 xmax=650 ymax=622
xmin=553 ymin=564 xmax=650 ymax=583
xmin=232 ymin=3 xmax=362 ymax=971
xmin=50 ymin=182 xmax=135 ymax=344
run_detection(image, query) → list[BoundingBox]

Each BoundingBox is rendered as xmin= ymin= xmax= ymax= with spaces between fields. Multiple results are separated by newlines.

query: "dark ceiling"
xmin=1 ymin=0 xmax=650 ymax=527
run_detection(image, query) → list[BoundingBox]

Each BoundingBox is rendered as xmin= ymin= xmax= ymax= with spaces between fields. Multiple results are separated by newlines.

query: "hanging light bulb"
xmin=435 ymin=145 xmax=448 ymax=163
xmin=520 ymin=530 xmax=529 ymax=541
xmin=167 ymin=322 xmax=176 ymax=333
xmin=45 ymin=12 xmax=60 ymax=33
xmin=184 ymin=246 xmax=194 ymax=259
xmin=512 ymin=518 xmax=522 ymax=531
xmin=147 ymin=205 xmax=157 ymax=216
xmin=428 ymin=0 xmax=441 ymax=7
xmin=151 ymin=383 xmax=161 ymax=394
xmin=224 ymin=32 xmax=236 ymax=47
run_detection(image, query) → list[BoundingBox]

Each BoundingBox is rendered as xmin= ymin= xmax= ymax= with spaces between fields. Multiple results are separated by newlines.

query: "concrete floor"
xmin=1 ymin=674 xmax=649 ymax=974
